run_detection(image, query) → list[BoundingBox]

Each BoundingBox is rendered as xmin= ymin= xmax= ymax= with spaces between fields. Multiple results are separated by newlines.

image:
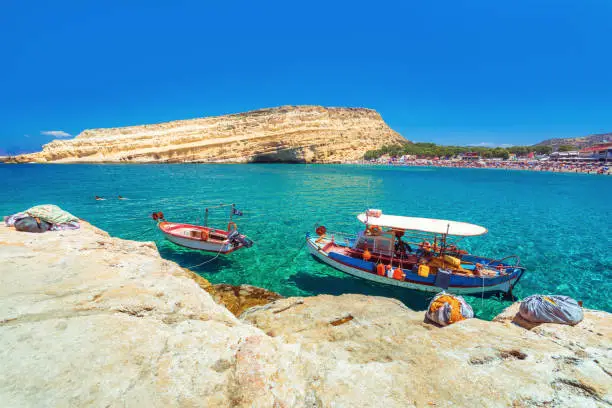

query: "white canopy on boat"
xmin=357 ymin=213 xmax=488 ymax=237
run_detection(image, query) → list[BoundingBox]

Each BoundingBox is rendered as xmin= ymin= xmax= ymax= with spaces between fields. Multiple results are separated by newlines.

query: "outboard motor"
xmin=228 ymin=230 xmax=254 ymax=248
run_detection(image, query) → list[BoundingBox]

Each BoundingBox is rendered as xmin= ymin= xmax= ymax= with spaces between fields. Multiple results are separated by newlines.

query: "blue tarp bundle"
xmin=519 ymin=295 xmax=584 ymax=325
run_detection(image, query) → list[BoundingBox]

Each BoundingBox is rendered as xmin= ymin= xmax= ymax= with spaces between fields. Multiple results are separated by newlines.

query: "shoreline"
xmin=2 ymin=159 xmax=611 ymax=176
xmin=353 ymin=160 xmax=611 ymax=175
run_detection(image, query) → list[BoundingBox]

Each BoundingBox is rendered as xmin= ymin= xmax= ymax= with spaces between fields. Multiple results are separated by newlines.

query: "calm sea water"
xmin=1 ymin=164 xmax=610 ymax=319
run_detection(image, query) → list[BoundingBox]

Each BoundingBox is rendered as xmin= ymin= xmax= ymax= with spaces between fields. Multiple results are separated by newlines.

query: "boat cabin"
xmin=340 ymin=210 xmax=492 ymax=270
xmin=354 ymin=231 xmax=395 ymax=255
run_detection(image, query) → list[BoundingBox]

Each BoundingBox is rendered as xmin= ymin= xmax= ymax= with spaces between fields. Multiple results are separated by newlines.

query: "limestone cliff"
xmin=0 ymin=219 xmax=609 ymax=407
xmin=10 ymin=106 xmax=406 ymax=163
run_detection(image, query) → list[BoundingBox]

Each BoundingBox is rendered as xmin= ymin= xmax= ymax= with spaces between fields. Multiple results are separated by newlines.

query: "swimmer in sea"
xmin=95 ymin=196 xmax=105 ymax=201
xmin=118 ymin=195 xmax=127 ymax=200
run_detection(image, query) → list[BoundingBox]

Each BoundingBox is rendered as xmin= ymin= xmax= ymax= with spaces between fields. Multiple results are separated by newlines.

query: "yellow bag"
xmin=443 ymin=255 xmax=461 ymax=268
xmin=418 ymin=264 xmax=430 ymax=278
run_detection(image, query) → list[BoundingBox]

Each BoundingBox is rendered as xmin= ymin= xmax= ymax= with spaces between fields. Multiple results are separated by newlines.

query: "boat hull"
xmin=307 ymin=237 xmax=522 ymax=295
xmin=163 ymin=232 xmax=234 ymax=253
xmin=158 ymin=222 xmax=241 ymax=254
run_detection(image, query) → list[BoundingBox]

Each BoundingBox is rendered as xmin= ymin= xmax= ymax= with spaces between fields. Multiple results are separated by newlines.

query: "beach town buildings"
xmin=579 ymin=142 xmax=612 ymax=163
xmin=549 ymin=142 xmax=611 ymax=163
xmin=460 ymin=152 xmax=480 ymax=161
xmin=550 ymin=150 xmax=580 ymax=162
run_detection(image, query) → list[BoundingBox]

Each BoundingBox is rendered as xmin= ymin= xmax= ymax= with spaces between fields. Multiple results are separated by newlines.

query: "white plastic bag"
xmin=519 ymin=295 xmax=583 ymax=325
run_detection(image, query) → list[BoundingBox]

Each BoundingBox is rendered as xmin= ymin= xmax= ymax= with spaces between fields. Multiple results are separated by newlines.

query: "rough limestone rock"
xmin=494 ymin=302 xmax=611 ymax=375
xmin=9 ymin=106 xmax=406 ymax=163
xmin=0 ymin=221 xmax=281 ymax=407
xmin=1 ymin=219 xmax=610 ymax=407
xmin=243 ymin=295 xmax=612 ymax=407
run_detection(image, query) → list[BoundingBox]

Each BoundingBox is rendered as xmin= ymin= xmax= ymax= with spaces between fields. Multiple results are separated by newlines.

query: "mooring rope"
xmin=121 ymin=226 xmax=156 ymax=241
xmin=481 ymin=276 xmax=485 ymax=308
xmin=183 ymin=244 xmax=226 ymax=269
xmin=275 ymin=239 xmax=308 ymax=276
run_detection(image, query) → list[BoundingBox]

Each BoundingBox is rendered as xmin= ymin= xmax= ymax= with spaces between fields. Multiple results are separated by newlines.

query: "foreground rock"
xmin=0 ymin=221 xmax=610 ymax=407
xmin=494 ymin=302 xmax=611 ymax=376
xmin=243 ymin=296 xmax=611 ymax=407
xmin=8 ymin=105 xmax=406 ymax=164
xmin=0 ymin=222 xmax=268 ymax=407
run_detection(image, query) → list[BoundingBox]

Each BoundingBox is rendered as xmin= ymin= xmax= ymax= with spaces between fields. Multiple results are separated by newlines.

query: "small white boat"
xmin=153 ymin=204 xmax=253 ymax=254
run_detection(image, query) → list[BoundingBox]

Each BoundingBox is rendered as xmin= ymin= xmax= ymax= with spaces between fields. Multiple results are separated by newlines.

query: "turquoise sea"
xmin=1 ymin=164 xmax=610 ymax=319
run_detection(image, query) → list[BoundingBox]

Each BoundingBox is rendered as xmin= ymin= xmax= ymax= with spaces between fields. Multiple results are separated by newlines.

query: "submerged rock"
xmin=0 ymin=219 xmax=610 ymax=407
xmin=209 ymin=284 xmax=283 ymax=316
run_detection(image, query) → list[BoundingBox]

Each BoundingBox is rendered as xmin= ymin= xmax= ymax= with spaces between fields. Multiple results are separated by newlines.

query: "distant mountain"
xmin=535 ymin=133 xmax=611 ymax=149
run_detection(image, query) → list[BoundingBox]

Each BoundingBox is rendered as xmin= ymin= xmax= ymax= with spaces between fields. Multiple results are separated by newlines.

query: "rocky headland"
xmin=0 ymin=219 xmax=610 ymax=407
xmin=8 ymin=106 xmax=406 ymax=164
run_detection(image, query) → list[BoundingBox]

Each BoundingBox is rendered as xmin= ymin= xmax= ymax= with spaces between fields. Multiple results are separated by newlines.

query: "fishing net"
xmin=426 ymin=292 xmax=474 ymax=326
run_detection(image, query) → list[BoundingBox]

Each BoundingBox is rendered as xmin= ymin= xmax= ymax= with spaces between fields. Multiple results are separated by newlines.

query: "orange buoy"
xmin=363 ymin=249 xmax=372 ymax=261
xmin=157 ymin=212 xmax=164 ymax=220
xmin=315 ymin=226 xmax=327 ymax=236
xmin=393 ymin=267 xmax=405 ymax=280
xmin=376 ymin=263 xmax=385 ymax=276
xmin=200 ymin=230 xmax=209 ymax=241
xmin=227 ymin=221 xmax=237 ymax=232
xmin=152 ymin=212 xmax=159 ymax=220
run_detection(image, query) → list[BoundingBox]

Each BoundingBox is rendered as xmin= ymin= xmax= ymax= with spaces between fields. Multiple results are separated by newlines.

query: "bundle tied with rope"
xmin=426 ymin=292 xmax=474 ymax=326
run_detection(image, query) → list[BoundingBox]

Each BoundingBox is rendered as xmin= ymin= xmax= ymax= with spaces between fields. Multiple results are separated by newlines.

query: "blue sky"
xmin=1 ymin=1 xmax=611 ymax=154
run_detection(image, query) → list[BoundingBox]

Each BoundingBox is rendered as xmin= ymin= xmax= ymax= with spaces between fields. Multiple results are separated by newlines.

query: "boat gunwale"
xmin=159 ymin=221 xmax=230 ymax=243
xmin=308 ymin=237 xmax=524 ymax=290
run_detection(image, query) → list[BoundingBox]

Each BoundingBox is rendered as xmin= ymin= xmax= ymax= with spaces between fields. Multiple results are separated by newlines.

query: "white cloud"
xmin=466 ymin=142 xmax=514 ymax=148
xmin=41 ymin=130 xmax=72 ymax=138
xmin=467 ymin=142 xmax=496 ymax=147
xmin=24 ymin=134 xmax=30 ymax=138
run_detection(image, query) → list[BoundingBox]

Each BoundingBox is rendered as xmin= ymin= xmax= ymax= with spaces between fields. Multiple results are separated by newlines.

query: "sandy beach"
xmin=363 ymin=159 xmax=611 ymax=175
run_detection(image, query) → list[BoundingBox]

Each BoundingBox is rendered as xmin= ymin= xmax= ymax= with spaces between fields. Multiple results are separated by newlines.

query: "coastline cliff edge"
xmin=0 ymin=218 xmax=610 ymax=407
xmin=7 ymin=106 xmax=407 ymax=164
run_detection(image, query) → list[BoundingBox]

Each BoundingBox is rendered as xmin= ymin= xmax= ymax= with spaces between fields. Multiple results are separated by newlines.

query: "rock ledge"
xmin=0 ymin=221 xmax=609 ymax=407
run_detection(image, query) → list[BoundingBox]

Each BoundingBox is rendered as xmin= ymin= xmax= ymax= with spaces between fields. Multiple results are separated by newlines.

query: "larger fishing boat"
xmin=307 ymin=210 xmax=525 ymax=296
